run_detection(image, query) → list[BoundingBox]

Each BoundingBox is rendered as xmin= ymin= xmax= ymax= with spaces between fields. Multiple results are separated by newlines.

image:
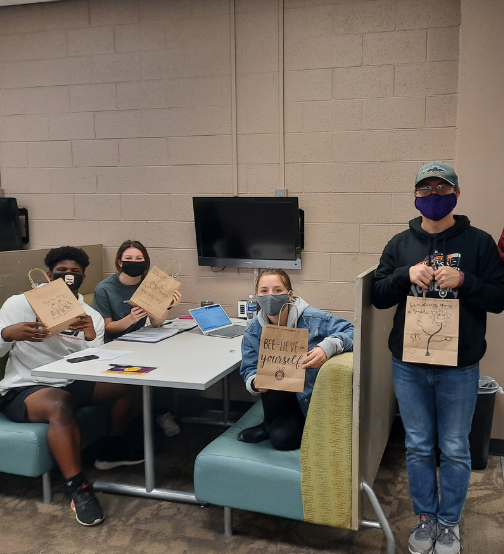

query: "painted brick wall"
xmin=0 ymin=0 xmax=460 ymax=319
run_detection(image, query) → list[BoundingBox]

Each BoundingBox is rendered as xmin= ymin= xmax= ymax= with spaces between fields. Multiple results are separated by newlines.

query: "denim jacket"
xmin=240 ymin=297 xmax=354 ymax=417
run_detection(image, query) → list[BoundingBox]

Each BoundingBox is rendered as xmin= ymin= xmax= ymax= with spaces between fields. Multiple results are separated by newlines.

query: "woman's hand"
xmin=170 ymin=290 xmax=182 ymax=308
xmin=129 ymin=306 xmax=148 ymax=323
xmin=252 ymin=379 xmax=268 ymax=393
xmin=1 ymin=322 xmax=50 ymax=342
xmin=302 ymin=346 xmax=327 ymax=369
xmin=69 ymin=315 xmax=96 ymax=341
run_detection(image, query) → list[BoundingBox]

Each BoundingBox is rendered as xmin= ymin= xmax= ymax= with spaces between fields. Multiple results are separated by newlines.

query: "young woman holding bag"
xmin=92 ymin=240 xmax=181 ymax=340
xmin=239 ymin=269 xmax=354 ymax=451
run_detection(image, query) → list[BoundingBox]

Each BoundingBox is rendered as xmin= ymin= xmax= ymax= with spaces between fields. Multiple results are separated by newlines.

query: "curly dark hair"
xmin=44 ymin=246 xmax=90 ymax=273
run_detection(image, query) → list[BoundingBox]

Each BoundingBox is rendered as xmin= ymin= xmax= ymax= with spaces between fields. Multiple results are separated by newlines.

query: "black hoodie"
xmin=372 ymin=215 xmax=504 ymax=368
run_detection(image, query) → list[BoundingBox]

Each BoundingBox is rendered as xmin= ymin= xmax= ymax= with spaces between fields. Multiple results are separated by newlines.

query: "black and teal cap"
xmin=415 ymin=161 xmax=458 ymax=188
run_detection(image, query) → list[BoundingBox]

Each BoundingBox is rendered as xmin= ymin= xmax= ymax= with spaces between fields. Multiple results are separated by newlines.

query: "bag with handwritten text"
xmin=254 ymin=304 xmax=308 ymax=393
xmin=129 ymin=262 xmax=181 ymax=320
xmin=24 ymin=268 xmax=86 ymax=336
xmin=403 ymin=294 xmax=459 ymax=366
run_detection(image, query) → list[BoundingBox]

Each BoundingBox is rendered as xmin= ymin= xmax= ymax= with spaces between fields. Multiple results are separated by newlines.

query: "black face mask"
xmin=121 ymin=261 xmax=147 ymax=277
xmin=52 ymin=272 xmax=84 ymax=292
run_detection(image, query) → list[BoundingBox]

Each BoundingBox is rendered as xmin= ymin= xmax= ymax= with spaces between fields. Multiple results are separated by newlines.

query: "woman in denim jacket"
xmin=239 ymin=269 xmax=354 ymax=451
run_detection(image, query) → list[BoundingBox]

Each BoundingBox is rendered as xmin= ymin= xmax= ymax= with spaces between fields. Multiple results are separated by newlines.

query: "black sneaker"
xmin=71 ymin=483 xmax=104 ymax=527
xmin=94 ymin=448 xmax=144 ymax=471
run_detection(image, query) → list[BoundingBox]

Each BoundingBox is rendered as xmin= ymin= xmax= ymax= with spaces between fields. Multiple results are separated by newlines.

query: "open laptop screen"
xmin=190 ymin=304 xmax=232 ymax=332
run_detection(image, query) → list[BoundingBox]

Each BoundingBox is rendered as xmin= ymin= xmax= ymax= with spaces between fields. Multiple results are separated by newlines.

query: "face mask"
xmin=414 ymin=193 xmax=457 ymax=221
xmin=52 ymin=272 xmax=84 ymax=292
xmin=121 ymin=261 xmax=147 ymax=277
xmin=256 ymin=293 xmax=291 ymax=316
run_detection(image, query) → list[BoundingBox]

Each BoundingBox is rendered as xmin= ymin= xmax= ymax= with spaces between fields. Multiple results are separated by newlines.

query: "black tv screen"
xmin=193 ymin=197 xmax=303 ymax=269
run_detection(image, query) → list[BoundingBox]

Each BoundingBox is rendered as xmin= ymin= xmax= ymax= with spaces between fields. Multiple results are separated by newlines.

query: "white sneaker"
xmin=156 ymin=412 xmax=180 ymax=437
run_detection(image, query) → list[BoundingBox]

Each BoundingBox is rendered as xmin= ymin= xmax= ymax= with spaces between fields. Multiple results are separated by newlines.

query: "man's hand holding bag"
xmin=23 ymin=268 xmax=86 ymax=336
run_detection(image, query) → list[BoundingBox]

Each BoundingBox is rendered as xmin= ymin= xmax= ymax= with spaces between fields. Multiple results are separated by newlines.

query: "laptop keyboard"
xmin=207 ymin=325 xmax=246 ymax=337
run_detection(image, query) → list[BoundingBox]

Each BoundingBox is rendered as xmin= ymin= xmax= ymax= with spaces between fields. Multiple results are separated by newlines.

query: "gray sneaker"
xmin=434 ymin=523 xmax=460 ymax=554
xmin=409 ymin=515 xmax=436 ymax=554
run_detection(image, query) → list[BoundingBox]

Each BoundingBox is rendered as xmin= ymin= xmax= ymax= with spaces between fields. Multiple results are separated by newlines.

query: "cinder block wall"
xmin=0 ymin=0 xmax=460 ymax=320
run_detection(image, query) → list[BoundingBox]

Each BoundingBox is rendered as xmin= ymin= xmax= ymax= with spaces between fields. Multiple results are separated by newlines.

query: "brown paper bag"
xmin=403 ymin=295 xmax=459 ymax=366
xmin=254 ymin=304 xmax=308 ymax=393
xmin=129 ymin=263 xmax=181 ymax=320
xmin=24 ymin=268 xmax=86 ymax=336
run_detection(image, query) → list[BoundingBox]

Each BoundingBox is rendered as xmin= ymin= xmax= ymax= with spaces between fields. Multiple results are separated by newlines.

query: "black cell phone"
xmin=67 ymin=354 xmax=99 ymax=363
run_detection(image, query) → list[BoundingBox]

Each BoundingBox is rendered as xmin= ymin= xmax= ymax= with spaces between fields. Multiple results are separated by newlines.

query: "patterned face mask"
xmin=52 ymin=272 xmax=84 ymax=292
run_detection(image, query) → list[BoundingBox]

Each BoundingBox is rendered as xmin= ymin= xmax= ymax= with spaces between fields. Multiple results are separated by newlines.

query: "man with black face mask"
xmin=372 ymin=162 xmax=504 ymax=554
xmin=0 ymin=246 xmax=143 ymax=528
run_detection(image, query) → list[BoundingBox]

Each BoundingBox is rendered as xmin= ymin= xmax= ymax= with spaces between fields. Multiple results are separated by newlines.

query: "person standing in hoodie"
xmin=372 ymin=162 xmax=504 ymax=554
xmin=239 ymin=268 xmax=354 ymax=451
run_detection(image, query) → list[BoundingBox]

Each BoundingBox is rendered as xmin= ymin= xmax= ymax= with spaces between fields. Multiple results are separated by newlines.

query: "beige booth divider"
xmin=352 ymin=266 xmax=396 ymax=529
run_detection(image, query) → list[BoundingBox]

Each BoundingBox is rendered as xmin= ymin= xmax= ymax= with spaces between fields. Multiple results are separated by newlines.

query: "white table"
xmin=31 ymin=325 xmax=245 ymax=505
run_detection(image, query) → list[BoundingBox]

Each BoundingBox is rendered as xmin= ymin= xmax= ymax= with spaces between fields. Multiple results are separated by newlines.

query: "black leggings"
xmin=261 ymin=389 xmax=305 ymax=451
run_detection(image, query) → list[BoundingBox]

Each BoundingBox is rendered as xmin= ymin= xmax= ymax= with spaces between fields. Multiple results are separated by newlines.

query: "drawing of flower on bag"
xmin=417 ymin=304 xmax=453 ymax=357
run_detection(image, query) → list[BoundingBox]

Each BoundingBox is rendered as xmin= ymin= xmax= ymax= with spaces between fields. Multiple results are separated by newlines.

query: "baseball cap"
xmin=415 ymin=161 xmax=458 ymax=188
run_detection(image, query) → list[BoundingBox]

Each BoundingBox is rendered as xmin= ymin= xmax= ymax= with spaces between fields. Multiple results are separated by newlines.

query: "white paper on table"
xmin=65 ymin=348 xmax=133 ymax=361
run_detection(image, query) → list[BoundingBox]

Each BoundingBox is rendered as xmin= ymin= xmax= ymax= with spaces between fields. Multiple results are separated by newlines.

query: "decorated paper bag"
xmin=403 ymin=295 xmax=459 ymax=366
xmin=254 ymin=304 xmax=308 ymax=393
xmin=129 ymin=263 xmax=181 ymax=320
xmin=24 ymin=268 xmax=85 ymax=336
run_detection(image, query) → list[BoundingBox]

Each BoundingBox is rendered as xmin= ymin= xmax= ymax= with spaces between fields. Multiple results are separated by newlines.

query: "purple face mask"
xmin=414 ymin=193 xmax=457 ymax=221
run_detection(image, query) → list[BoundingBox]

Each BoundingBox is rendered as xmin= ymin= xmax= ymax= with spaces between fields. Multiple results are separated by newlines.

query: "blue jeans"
xmin=392 ymin=358 xmax=479 ymax=526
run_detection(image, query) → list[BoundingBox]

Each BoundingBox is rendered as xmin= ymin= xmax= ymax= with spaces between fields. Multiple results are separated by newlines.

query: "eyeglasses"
xmin=415 ymin=183 xmax=456 ymax=197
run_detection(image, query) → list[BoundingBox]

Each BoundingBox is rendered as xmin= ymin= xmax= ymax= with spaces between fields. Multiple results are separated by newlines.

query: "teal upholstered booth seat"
xmin=193 ymin=268 xmax=398 ymax=554
xmin=0 ymin=413 xmax=52 ymax=477
xmin=0 ymin=403 xmax=110 ymax=503
xmin=195 ymin=400 xmax=304 ymax=521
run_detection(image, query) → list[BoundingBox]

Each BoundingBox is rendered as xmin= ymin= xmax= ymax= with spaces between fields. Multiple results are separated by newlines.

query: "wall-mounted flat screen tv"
xmin=193 ymin=197 xmax=304 ymax=269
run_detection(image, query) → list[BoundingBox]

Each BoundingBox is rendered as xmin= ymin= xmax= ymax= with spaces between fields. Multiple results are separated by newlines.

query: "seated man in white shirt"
xmin=0 ymin=246 xmax=142 ymax=527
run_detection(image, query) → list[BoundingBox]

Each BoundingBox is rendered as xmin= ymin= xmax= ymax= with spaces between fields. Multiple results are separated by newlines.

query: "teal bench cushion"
xmin=0 ymin=412 xmax=52 ymax=477
xmin=194 ymin=401 xmax=304 ymax=521
xmin=0 ymin=403 xmax=110 ymax=478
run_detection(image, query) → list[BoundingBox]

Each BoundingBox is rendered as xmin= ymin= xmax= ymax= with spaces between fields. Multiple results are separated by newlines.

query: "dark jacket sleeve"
xmin=371 ymin=238 xmax=412 ymax=310
xmin=459 ymin=234 xmax=504 ymax=314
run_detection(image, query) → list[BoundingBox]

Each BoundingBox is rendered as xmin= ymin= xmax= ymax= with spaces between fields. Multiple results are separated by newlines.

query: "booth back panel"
xmin=0 ymin=245 xmax=103 ymax=307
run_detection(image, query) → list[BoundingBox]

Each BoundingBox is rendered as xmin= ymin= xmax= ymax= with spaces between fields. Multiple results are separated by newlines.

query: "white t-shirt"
xmin=0 ymin=292 xmax=104 ymax=394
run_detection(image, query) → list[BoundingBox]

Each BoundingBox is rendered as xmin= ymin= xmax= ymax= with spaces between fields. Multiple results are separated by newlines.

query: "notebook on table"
xmin=188 ymin=304 xmax=247 ymax=338
xmin=115 ymin=327 xmax=178 ymax=343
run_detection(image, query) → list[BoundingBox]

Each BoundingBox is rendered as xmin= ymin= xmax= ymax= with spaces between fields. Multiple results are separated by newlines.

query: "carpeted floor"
xmin=1 ymin=422 xmax=503 ymax=554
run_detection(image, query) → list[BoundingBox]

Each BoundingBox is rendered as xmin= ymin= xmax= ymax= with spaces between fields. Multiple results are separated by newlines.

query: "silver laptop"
xmin=188 ymin=304 xmax=246 ymax=338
